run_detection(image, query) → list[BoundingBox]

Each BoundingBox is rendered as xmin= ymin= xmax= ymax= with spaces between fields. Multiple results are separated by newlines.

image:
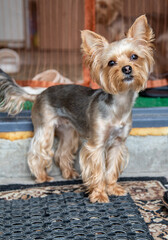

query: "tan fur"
xmin=80 ymin=141 xmax=108 ymax=203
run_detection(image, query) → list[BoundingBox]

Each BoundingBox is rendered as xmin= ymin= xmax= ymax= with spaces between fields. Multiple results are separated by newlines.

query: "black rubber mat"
xmin=0 ymin=191 xmax=153 ymax=240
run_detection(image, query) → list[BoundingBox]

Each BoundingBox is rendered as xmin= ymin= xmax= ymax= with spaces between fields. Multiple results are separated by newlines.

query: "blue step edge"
xmin=0 ymin=107 xmax=168 ymax=132
xmin=132 ymin=107 xmax=168 ymax=128
xmin=0 ymin=111 xmax=33 ymax=132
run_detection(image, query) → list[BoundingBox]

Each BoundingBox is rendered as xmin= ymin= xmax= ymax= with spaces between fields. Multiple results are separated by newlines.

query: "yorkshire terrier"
xmin=0 ymin=15 xmax=154 ymax=203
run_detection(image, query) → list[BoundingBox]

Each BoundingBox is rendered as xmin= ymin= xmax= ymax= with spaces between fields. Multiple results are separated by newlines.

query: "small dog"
xmin=0 ymin=15 xmax=154 ymax=203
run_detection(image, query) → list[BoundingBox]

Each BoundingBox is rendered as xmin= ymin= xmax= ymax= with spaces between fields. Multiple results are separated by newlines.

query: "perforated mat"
xmin=0 ymin=191 xmax=153 ymax=240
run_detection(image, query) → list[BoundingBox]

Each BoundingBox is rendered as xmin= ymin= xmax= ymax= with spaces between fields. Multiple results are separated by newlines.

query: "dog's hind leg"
xmin=54 ymin=122 xmax=79 ymax=180
xmin=27 ymin=102 xmax=57 ymax=183
xmin=27 ymin=123 xmax=55 ymax=183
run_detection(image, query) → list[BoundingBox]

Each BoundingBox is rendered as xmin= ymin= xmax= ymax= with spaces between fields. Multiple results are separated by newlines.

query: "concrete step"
xmin=0 ymin=135 xmax=168 ymax=185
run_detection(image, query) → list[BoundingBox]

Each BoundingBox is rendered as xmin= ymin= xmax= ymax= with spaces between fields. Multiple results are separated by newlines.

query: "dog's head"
xmin=81 ymin=15 xmax=155 ymax=94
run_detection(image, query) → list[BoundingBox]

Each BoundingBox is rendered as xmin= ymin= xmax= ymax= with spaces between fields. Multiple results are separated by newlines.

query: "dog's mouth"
xmin=123 ymin=76 xmax=134 ymax=82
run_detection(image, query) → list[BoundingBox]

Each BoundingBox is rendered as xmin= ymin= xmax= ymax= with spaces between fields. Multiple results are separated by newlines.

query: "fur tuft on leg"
xmin=106 ymin=143 xmax=129 ymax=196
xmin=28 ymin=125 xmax=55 ymax=183
xmin=80 ymin=141 xmax=109 ymax=203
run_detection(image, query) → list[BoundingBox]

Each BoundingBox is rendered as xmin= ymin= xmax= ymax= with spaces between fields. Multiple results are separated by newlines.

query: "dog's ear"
xmin=81 ymin=30 xmax=108 ymax=55
xmin=127 ymin=15 xmax=154 ymax=43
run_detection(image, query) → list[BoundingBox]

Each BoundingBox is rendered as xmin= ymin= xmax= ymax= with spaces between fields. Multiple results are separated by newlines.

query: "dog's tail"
xmin=0 ymin=69 xmax=37 ymax=115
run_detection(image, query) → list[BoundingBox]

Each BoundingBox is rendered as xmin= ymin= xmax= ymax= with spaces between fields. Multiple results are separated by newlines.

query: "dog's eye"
xmin=130 ymin=54 xmax=138 ymax=60
xmin=108 ymin=60 xmax=116 ymax=67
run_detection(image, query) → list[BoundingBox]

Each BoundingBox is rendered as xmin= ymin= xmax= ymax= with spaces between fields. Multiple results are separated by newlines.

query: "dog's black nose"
xmin=122 ymin=65 xmax=132 ymax=75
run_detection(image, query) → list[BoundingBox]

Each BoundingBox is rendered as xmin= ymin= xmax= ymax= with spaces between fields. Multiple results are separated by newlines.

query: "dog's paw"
xmin=89 ymin=190 xmax=109 ymax=203
xmin=107 ymin=183 xmax=127 ymax=196
xmin=62 ymin=169 xmax=79 ymax=180
xmin=35 ymin=175 xmax=54 ymax=183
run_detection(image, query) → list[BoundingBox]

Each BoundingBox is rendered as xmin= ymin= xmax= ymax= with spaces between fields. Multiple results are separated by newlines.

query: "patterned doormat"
xmin=0 ymin=177 xmax=167 ymax=240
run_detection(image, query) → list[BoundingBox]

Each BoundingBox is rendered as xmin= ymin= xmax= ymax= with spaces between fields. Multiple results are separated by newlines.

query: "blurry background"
xmin=0 ymin=0 xmax=84 ymax=82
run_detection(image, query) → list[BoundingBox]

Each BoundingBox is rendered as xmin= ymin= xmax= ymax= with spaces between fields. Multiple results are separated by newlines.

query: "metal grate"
xmin=0 ymin=191 xmax=153 ymax=240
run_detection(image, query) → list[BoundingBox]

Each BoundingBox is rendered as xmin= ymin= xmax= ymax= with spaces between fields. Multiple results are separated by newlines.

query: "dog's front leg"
xmin=105 ymin=142 xmax=128 ymax=196
xmin=80 ymin=141 xmax=109 ymax=203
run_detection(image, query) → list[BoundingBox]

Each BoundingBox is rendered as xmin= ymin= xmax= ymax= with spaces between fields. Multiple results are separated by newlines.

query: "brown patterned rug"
xmin=0 ymin=177 xmax=167 ymax=240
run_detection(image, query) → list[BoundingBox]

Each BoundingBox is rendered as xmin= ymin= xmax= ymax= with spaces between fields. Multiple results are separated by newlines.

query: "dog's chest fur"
xmin=95 ymin=90 xmax=135 ymax=147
